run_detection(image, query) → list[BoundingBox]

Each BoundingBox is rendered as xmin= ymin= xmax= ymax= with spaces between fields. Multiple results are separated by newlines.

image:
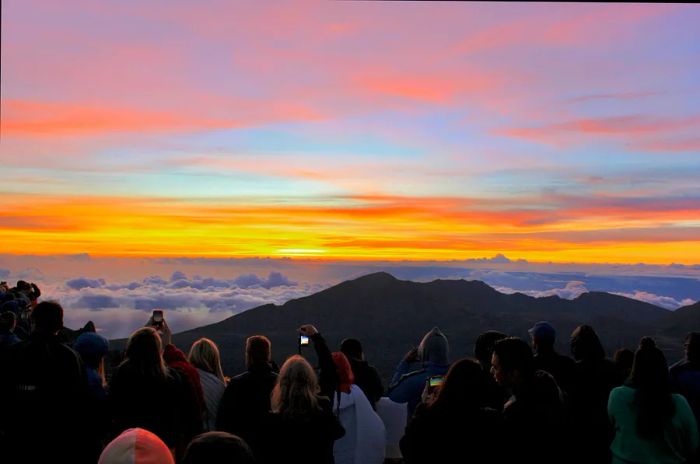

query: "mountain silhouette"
xmin=111 ymin=272 xmax=692 ymax=383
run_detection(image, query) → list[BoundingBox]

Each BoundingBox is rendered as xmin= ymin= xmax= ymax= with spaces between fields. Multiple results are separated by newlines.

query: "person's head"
xmin=629 ymin=337 xmax=669 ymax=389
xmin=182 ymin=432 xmax=254 ymax=464
xmin=528 ymin=321 xmax=555 ymax=352
xmin=124 ymin=327 xmax=167 ymax=379
xmin=491 ymin=337 xmax=534 ymax=388
xmin=271 ymin=355 xmax=321 ymax=416
xmin=340 ymin=338 xmax=364 ymax=361
xmin=614 ymin=348 xmax=634 ymax=380
xmin=418 ymin=327 xmax=449 ymax=365
xmin=98 ymin=428 xmax=174 ymax=464
xmin=75 ymin=331 xmax=110 ymax=386
xmin=432 ymin=358 xmax=492 ymax=411
xmin=570 ymin=325 xmax=605 ymax=362
xmin=474 ymin=330 xmax=508 ymax=369
xmin=75 ymin=332 xmax=109 ymax=368
xmin=684 ymin=332 xmax=700 ymax=364
xmin=628 ymin=337 xmax=674 ymax=439
xmin=30 ymin=301 xmax=63 ymax=335
xmin=332 ymin=351 xmax=354 ymax=394
xmin=245 ymin=335 xmax=271 ymax=369
xmin=0 ymin=311 xmax=17 ymax=332
xmin=189 ymin=338 xmax=225 ymax=383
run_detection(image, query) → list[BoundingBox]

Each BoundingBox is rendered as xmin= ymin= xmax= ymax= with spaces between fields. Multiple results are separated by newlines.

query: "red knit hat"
xmin=98 ymin=428 xmax=174 ymax=464
xmin=332 ymin=351 xmax=354 ymax=394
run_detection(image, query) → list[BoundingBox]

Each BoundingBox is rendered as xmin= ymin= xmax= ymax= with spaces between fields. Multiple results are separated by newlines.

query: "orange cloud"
xmin=2 ymin=193 xmax=698 ymax=264
xmin=1 ymin=99 xmax=326 ymax=137
xmin=497 ymin=115 xmax=700 ymax=145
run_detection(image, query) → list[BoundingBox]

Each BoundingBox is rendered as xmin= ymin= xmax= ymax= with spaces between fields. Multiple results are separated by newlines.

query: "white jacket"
xmin=334 ymin=384 xmax=386 ymax=464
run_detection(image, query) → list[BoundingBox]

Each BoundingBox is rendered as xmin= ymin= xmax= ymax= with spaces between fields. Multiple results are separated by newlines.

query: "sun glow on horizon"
xmin=1 ymin=2 xmax=698 ymax=266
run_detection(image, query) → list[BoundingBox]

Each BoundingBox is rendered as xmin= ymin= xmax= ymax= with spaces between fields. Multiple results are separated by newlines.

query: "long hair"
xmin=431 ymin=358 xmax=491 ymax=412
xmin=570 ymin=325 xmax=606 ymax=362
xmin=122 ymin=327 xmax=167 ymax=379
xmin=270 ymin=355 xmax=322 ymax=417
xmin=628 ymin=337 xmax=674 ymax=440
xmin=189 ymin=338 xmax=226 ymax=383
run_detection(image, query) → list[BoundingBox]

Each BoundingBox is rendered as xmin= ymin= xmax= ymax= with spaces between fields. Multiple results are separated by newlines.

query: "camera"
xmin=427 ymin=375 xmax=445 ymax=391
xmin=152 ymin=310 xmax=164 ymax=328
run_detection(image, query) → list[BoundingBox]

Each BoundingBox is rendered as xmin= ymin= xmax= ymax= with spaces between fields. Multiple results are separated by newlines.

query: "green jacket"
xmin=608 ymin=385 xmax=699 ymax=464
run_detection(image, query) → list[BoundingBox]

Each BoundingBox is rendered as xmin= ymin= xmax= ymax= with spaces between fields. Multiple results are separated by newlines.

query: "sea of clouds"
xmin=1 ymin=255 xmax=698 ymax=339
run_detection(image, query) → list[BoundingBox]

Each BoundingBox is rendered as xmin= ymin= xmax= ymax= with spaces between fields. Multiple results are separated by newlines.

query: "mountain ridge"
xmin=105 ymin=272 xmax=697 ymax=383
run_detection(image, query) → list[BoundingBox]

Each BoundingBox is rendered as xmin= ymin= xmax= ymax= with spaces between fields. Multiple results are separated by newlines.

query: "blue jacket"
xmin=388 ymin=360 xmax=449 ymax=419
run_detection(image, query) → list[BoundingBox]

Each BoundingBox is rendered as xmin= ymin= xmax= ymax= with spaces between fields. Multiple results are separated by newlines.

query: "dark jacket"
xmin=309 ymin=332 xmax=339 ymax=404
xmin=400 ymin=402 xmax=504 ymax=464
xmin=502 ymin=370 xmax=567 ymax=464
xmin=108 ymin=363 xmax=197 ymax=450
xmin=567 ymin=358 xmax=619 ymax=464
xmin=0 ymin=332 xmax=90 ymax=464
xmin=217 ymin=362 xmax=278 ymax=454
xmin=533 ymin=348 xmax=576 ymax=394
xmin=258 ymin=397 xmax=345 ymax=464
xmin=670 ymin=359 xmax=700 ymax=423
xmin=347 ymin=357 xmax=384 ymax=409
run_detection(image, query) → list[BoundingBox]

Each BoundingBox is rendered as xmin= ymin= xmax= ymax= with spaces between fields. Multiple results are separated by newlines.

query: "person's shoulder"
xmin=670 ymin=360 xmax=695 ymax=376
xmin=609 ymin=384 xmax=633 ymax=401
xmin=396 ymin=368 xmax=428 ymax=384
xmin=672 ymin=392 xmax=693 ymax=411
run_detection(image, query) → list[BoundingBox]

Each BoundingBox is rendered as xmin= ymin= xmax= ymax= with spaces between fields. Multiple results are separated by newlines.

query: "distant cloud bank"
xmin=0 ymin=254 xmax=698 ymax=339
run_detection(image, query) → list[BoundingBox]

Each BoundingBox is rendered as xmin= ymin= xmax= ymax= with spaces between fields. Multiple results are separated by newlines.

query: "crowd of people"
xmin=1 ymin=283 xmax=699 ymax=464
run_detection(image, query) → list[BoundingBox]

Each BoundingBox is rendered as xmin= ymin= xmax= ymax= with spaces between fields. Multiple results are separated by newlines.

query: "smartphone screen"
xmin=428 ymin=375 xmax=445 ymax=388
xmin=299 ymin=335 xmax=310 ymax=346
xmin=153 ymin=310 xmax=164 ymax=323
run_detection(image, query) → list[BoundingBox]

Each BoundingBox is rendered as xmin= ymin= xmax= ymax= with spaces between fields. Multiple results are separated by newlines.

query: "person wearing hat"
xmin=98 ymin=428 xmax=175 ymax=464
xmin=528 ymin=321 xmax=575 ymax=395
xmin=388 ymin=327 xmax=450 ymax=420
xmin=75 ymin=331 xmax=112 ymax=462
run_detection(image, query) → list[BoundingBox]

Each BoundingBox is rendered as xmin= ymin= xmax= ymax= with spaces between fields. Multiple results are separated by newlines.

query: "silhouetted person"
xmin=491 ymin=337 xmax=566 ymax=464
xmin=529 ymin=321 xmax=575 ymax=394
xmin=614 ymin=348 xmax=634 ymax=384
xmin=670 ymin=332 xmax=700 ymax=426
xmin=75 ymin=331 xmax=111 ymax=463
xmin=164 ymin=343 xmax=206 ymax=454
xmin=108 ymin=327 xmax=199 ymax=459
xmin=340 ymin=337 xmax=384 ymax=409
xmin=258 ymin=355 xmax=345 ymax=464
xmin=609 ymin=337 xmax=698 ymax=464
xmin=474 ymin=330 xmax=508 ymax=410
xmin=567 ymin=325 xmax=619 ymax=464
xmin=217 ymin=335 xmax=277 ymax=456
xmin=0 ymin=301 xmax=90 ymax=463
xmin=400 ymin=358 xmax=505 ymax=464
xmin=300 ymin=324 xmax=340 ymax=405
xmin=389 ymin=327 xmax=450 ymax=419
xmin=0 ymin=310 xmax=21 ymax=348
xmin=183 ymin=432 xmax=255 ymax=464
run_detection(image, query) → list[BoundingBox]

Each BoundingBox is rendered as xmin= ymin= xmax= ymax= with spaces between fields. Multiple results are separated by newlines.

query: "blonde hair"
xmin=123 ymin=327 xmax=167 ymax=379
xmin=188 ymin=338 xmax=226 ymax=383
xmin=271 ymin=355 xmax=322 ymax=417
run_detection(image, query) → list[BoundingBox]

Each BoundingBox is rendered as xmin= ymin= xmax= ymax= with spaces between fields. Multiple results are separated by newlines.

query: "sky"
xmin=1 ymin=2 xmax=699 ymax=337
